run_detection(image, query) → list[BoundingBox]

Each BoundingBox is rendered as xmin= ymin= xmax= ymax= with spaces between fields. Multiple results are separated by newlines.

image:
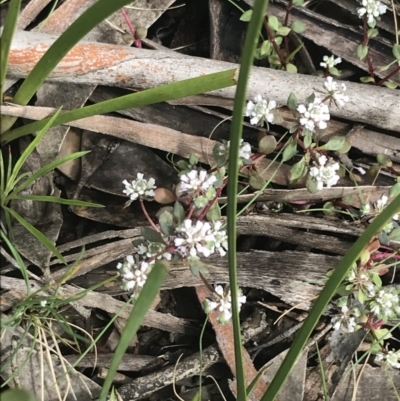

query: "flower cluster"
xmin=324 ymin=77 xmax=349 ymax=107
xmin=375 ymin=349 xmax=400 ymax=369
xmin=320 ymin=55 xmax=342 ymax=69
xmin=309 ymin=155 xmax=340 ymax=190
xmin=331 ymin=301 xmax=359 ymax=333
xmin=297 ymin=97 xmax=330 ymax=132
xmin=245 ymin=95 xmax=276 ymax=126
xmin=117 ymin=255 xmax=151 ymax=299
xmin=122 ymin=173 xmax=156 ymax=205
xmin=217 ymin=139 xmax=252 ymax=162
xmin=203 ymin=285 xmax=246 ymax=323
xmin=179 ymin=169 xmax=216 ymax=195
xmin=174 ymin=219 xmax=228 ymax=259
xmin=370 ymin=287 xmax=400 ymax=321
xmin=357 ymin=0 xmax=387 ymax=27
xmin=137 ymin=240 xmax=172 ymax=260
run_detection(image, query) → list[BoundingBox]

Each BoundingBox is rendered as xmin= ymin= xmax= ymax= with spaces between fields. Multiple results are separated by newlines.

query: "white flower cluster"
xmin=332 ymin=302 xmax=359 ymax=333
xmin=179 ymin=169 xmax=217 ymax=195
xmin=174 ymin=219 xmax=228 ymax=258
xmin=375 ymin=350 xmax=400 ymax=369
xmin=361 ymin=194 xmax=399 ymax=232
xmin=370 ymin=287 xmax=400 ymax=321
xmin=357 ymin=0 xmax=387 ymax=27
xmin=346 ymin=268 xmax=377 ymax=297
xmin=137 ymin=240 xmax=172 ymax=261
xmin=117 ymin=255 xmax=151 ymax=299
xmin=203 ymin=285 xmax=247 ymax=323
xmin=309 ymin=155 xmax=340 ymax=190
xmin=245 ymin=95 xmax=276 ymax=126
xmin=320 ymin=55 xmax=342 ymax=69
xmin=297 ymin=97 xmax=330 ymax=132
xmin=324 ymin=77 xmax=349 ymax=107
xmin=218 ymin=139 xmax=252 ymax=161
xmin=122 ymin=173 xmax=156 ymax=204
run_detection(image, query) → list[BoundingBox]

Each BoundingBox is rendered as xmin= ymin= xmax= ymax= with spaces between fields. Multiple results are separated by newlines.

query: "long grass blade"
xmin=8 ymin=195 xmax=103 ymax=208
xmin=260 ymin=194 xmax=400 ymax=401
xmin=98 ymin=260 xmax=168 ymax=401
xmin=227 ymin=1 xmax=269 ymax=399
xmin=4 ymin=206 xmax=66 ymax=263
xmin=0 ymin=0 xmax=22 ymax=100
xmin=2 ymin=69 xmax=238 ymax=144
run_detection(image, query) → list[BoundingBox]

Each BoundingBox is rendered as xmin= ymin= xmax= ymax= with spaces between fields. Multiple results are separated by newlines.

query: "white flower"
xmin=180 ymin=169 xmax=217 ymax=195
xmin=297 ymin=97 xmax=330 ymax=132
xmin=246 ymin=95 xmax=276 ymax=126
xmin=40 ymin=300 xmax=47 ymax=307
xmin=332 ymin=300 xmax=360 ymax=333
xmin=207 ymin=221 xmax=228 ymax=257
xmin=174 ymin=219 xmax=213 ymax=258
xmin=376 ymin=350 xmax=400 ymax=369
xmin=117 ymin=256 xmax=151 ymax=298
xmin=320 ymin=55 xmax=342 ymax=69
xmin=324 ymin=77 xmax=349 ymax=107
xmin=122 ymin=173 xmax=156 ymax=202
xmin=370 ymin=288 xmax=400 ymax=320
xmin=218 ymin=139 xmax=253 ymax=161
xmin=203 ymin=285 xmax=246 ymax=323
xmin=363 ymin=194 xmax=399 ymax=221
xmin=357 ymin=0 xmax=387 ymax=27
xmin=309 ymin=155 xmax=340 ymax=191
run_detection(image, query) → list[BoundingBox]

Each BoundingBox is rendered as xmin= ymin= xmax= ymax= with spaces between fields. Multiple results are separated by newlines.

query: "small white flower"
xmin=122 ymin=173 xmax=156 ymax=203
xmin=207 ymin=221 xmax=228 ymax=257
xmin=246 ymin=95 xmax=276 ymax=126
xmin=363 ymin=194 xmax=399 ymax=222
xmin=180 ymin=169 xmax=217 ymax=196
xmin=137 ymin=240 xmax=172 ymax=261
xmin=309 ymin=155 xmax=340 ymax=191
xmin=320 ymin=55 xmax=342 ymax=69
xmin=203 ymin=285 xmax=246 ymax=323
xmin=324 ymin=77 xmax=349 ymax=107
xmin=376 ymin=350 xmax=400 ymax=369
xmin=370 ymin=288 xmax=400 ymax=320
xmin=218 ymin=139 xmax=253 ymax=161
xmin=174 ymin=219 xmax=213 ymax=258
xmin=297 ymin=97 xmax=330 ymax=132
xmin=357 ymin=0 xmax=387 ymax=27
xmin=40 ymin=300 xmax=47 ymax=307
xmin=117 ymin=256 xmax=151 ymax=298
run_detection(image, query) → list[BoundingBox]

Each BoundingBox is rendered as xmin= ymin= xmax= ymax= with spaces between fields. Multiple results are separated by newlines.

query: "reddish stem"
xmin=263 ymin=18 xmax=287 ymax=67
xmin=120 ymin=7 xmax=142 ymax=48
xmin=283 ymin=0 xmax=293 ymax=60
xmin=376 ymin=64 xmax=400 ymax=86
xmin=140 ymin=199 xmax=160 ymax=232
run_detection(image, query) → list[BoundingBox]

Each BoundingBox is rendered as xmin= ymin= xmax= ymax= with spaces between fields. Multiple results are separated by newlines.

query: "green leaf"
xmin=389 ymin=182 xmax=400 ymax=198
xmin=319 ymin=136 xmax=346 ymax=151
xmin=303 ymin=130 xmax=312 ymax=148
xmin=282 ymin=138 xmax=297 ymax=162
xmin=248 ymin=169 xmax=267 ymax=190
xmin=206 ymin=201 xmax=221 ymax=222
xmin=356 ymin=44 xmax=368 ymax=60
xmin=159 ymin=210 xmax=175 ymax=236
xmin=260 ymin=40 xmax=272 ymax=56
xmin=367 ymin=28 xmax=379 ymax=38
xmin=141 ymin=227 xmax=164 ymax=244
xmin=306 ymin=174 xmax=319 ymax=193
xmin=328 ymin=67 xmax=341 ymax=76
xmin=277 ymin=26 xmax=291 ymax=36
xmin=194 ymin=195 xmax=208 ymax=208
xmin=377 ymin=153 xmax=392 ymax=167
xmin=274 ymin=36 xmax=283 ymax=46
xmin=2 ymin=389 xmax=38 ymax=401
xmin=176 ymin=159 xmax=189 ymax=170
xmin=258 ymin=135 xmax=277 ymax=155
xmin=213 ymin=143 xmax=228 ymax=167
xmin=289 ymin=159 xmax=307 ymax=182
xmin=285 ymin=43 xmax=304 ymax=63
xmin=337 ymin=140 xmax=352 ymax=154
xmin=173 ymin=201 xmax=185 ymax=225
xmin=189 ymin=153 xmax=198 ymax=166
xmin=0 ymin=0 xmax=23 ymax=98
xmin=389 ymin=227 xmax=400 ymax=241
xmin=287 ymin=92 xmax=298 ymax=111
xmin=392 ymin=44 xmax=400 ymax=60
xmin=99 ymin=261 xmax=168 ymax=401
xmin=213 ymin=167 xmax=226 ymax=187
xmin=359 ymin=76 xmax=375 ymax=83
xmin=290 ymin=20 xmax=306 ymax=34
xmin=285 ymin=63 xmax=297 ymax=73
xmin=293 ymin=0 xmax=304 ymax=5
xmin=240 ymin=10 xmax=253 ymax=22
xmin=268 ymin=15 xmax=279 ymax=31
xmin=382 ymin=81 xmax=398 ymax=89
xmin=4 ymin=206 xmax=66 ymax=263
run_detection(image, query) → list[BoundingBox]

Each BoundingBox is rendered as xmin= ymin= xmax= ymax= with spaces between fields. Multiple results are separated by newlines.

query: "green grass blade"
xmin=1 ymin=389 xmax=38 ymax=401
xmin=5 ymin=108 xmax=62 ymax=196
xmin=1 ymin=0 xmax=142 ymax=133
xmin=227 ymin=1 xmax=269 ymax=400
xmin=98 ymin=260 xmax=168 ymax=401
xmin=0 ymin=0 xmax=22 ymax=101
xmin=260 ymin=194 xmax=400 ymax=401
xmin=11 ymin=151 xmax=89 ymax=195
xmin=3 ymin=206 xmax=66 ymax=264
xmin=1 ymin=69 xmax=238 ymax=144
xmin=8 ymin=195 xmax=104 ymax=208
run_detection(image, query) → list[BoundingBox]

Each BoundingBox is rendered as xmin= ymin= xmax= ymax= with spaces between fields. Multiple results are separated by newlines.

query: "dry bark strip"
xmin=1 ymin=276 xmax=198 ymax=336
xmin=195 ymin=285 xmax=269 ymax=401
xmin=7 ymin=30 xmax=400 ymax=132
